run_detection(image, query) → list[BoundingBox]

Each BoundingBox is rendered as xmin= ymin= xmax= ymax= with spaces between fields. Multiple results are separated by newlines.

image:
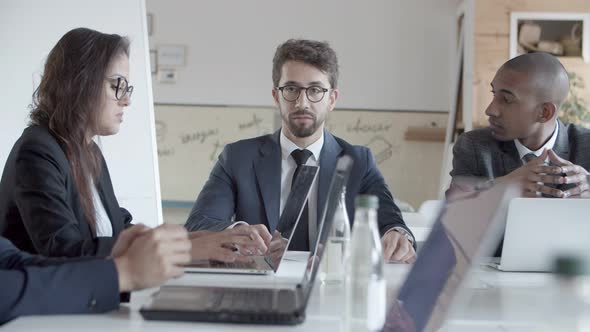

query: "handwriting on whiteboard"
xmin=156 ymin=113 xmax=273 ymax=159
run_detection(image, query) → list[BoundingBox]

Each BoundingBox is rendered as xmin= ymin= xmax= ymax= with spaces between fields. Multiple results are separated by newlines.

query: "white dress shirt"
xmin=90 ymin=179 xmax=113 ymax=237
xmin=514 ymin=121 xmax=559 ymax=164
xmin=280 ymin=130 xmax=323 ymax=246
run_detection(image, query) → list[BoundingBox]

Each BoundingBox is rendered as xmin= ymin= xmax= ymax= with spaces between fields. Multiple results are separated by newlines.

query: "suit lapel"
xmin=317 ymin=131 xmax=343 ymax=222
xmin=253 ymin=131 xmax=282 ymax=231
xmin=552 ymin=120 xmax=570 ymax=160
xmin=499 ymin=140 xmax=523 ymax=175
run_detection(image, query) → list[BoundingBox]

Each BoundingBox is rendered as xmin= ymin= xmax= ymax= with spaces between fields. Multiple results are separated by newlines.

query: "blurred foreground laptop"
xmin=184 ymin=165 xmax=318 ymax=275
xmin=140 ymin=155 xmax=354 ymax=325
xmin=383 ymin=182 xmax=520 ymax=332
xmin=490 ymin=198 xmax=590 ymax=272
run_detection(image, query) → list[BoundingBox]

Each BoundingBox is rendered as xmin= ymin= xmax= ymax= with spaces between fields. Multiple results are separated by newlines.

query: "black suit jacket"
xmin=0 ymin=125 xmax=132 ymax=257
xmin=0 ymin=236 xmax=120 ymax=324
xmin=186 ymin=130 xmax=414 ymax=248
xmin=450 ymin=120 xmax=590 ymax=256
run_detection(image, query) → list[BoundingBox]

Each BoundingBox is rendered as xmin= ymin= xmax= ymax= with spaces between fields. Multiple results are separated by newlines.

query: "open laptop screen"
xmin=384 ymin=183 xmax=519 ymax=332
xmin=499 ymin=197 xmax=590 ymax=272
xmin=300 ymin=155 xmax=354 ymax=303
xmin=266 ymin=165 xmax=319 ymax=271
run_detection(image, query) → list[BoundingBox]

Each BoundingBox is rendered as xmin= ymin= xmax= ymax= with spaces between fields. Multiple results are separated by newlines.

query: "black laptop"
xmin=140 ymin=155 xmax=354 ymax=325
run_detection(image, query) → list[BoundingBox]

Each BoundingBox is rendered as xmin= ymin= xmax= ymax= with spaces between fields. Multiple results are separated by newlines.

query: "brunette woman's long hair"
xmin=29 ymin=28 xmax=130 ymax=231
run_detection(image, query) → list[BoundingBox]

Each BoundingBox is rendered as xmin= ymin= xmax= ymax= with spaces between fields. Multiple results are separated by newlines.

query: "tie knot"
xmin=522 ymin=153 xmax=537 ymax=163
xmin=291 ymin=149 xmax=313 ymax=166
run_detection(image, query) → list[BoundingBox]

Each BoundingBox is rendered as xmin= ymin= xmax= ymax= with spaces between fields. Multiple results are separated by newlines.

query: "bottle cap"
xmin=355 ymin=195 xmax=378 ymax=209
xmin=553 ymin=255 xmax=587 ymax=277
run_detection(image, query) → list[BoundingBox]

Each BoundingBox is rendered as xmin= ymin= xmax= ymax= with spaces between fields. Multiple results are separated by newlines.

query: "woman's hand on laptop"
xmin=188 ymin=226 xmax=269 ymax=263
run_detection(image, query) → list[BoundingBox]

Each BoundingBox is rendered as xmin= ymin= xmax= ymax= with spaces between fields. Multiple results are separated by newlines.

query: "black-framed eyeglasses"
xmin=107 ymin=76 xmax=134 ymax=100
xmin=276 ymin=85 xmax=329 ymax=103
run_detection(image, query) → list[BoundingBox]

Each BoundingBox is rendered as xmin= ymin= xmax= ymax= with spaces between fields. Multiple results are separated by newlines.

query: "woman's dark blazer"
xmin=0 ymin=125 xmax=132 ymax=257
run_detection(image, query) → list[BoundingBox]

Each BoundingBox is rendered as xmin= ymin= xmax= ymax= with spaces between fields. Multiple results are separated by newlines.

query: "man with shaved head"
xmin=452 ymin=52 xmax=589 ymax=195
xmin=449 ymin=52 xmax=590 ymax=255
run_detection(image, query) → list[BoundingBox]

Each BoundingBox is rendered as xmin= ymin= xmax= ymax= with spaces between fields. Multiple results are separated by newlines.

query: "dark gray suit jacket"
xmin=450 ymin=120 xmax=590 ymax=256
xmin=185 ymin=130 xmax=414 ymax=246
xmin=451 ymin=120 xmax=590 ymax=180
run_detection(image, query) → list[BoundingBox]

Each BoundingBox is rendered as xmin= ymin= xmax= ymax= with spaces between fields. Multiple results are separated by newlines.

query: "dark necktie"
xmin=289 ymin=149 xmax=313 ymax=251
xmin=522 ymin=153 xmax=536 ymax=164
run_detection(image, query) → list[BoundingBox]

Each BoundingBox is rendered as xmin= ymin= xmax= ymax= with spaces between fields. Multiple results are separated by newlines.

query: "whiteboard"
xmin=155 ymin=104 xmax=276 ymax=202
xmin=0 ymin=0 xmax=162 ymax=227
xmin=326 ymin=110 xmax=447 ymax=208
xmin=154 ymin=104 xmax=446 ymax=209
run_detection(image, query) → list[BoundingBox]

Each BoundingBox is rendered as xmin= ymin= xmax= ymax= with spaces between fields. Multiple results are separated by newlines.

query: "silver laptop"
xmin=184 ymin=165 xmax=318 ymax=275
xmin=490 ymin=197 xmax=590 ymax=272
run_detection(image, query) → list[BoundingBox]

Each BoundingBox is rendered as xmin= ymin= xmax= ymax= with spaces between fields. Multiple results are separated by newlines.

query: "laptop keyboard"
xmin=210 ymin=260 xmax=259 ymax=269
xmin=209 ymin=288 xmax=292 ymax=312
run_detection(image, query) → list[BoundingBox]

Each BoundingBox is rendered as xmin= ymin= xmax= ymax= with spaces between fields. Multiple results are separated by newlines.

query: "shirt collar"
xmin=280 ymin=129 xmax=324 ymax=162
xmin=513 ymin=121 xmax=559 ymax=160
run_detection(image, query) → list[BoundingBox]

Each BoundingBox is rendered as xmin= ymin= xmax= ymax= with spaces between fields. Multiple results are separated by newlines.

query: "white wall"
xmin=0 ymin=0 xmax=162 ymax=227
xmin=146 ymin=0 xmax=457 ymax=111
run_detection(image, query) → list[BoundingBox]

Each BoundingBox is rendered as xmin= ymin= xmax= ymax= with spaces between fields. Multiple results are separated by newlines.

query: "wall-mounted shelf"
xmin=404 ymin=127 xmax=446 ymax=142
xmin=510 ymin=12 xmax=589 ymax=63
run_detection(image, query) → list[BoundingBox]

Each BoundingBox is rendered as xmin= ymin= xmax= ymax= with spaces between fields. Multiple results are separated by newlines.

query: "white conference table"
xmin=3 ymin=251 xmax=566 ymax=332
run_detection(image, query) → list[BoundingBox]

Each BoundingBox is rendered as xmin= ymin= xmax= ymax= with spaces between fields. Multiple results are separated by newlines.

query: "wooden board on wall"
xmin=155 ymin=104 xmax=275 ymax=202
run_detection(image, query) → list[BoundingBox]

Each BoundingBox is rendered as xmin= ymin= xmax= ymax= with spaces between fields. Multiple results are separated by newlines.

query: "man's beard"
xmin=285 ymin=110 xmax=321 ymax=138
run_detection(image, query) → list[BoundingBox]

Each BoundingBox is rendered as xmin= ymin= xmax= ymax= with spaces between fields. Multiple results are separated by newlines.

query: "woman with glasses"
xmin=0 ymin=28 xmax=135 ymax=257
xmin=0 ymin=27 xmax=267 ymax=263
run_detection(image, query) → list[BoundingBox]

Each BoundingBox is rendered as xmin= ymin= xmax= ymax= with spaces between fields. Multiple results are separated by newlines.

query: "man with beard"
xmin=185 ymin=39 xmax=415 ymax=263
xmin=449 ymin=52 xmax=590 ymax=256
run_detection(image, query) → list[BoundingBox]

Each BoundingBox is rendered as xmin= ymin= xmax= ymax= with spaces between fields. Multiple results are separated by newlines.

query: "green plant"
xmin=559 ymin=72 xmax=590 ymax=126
